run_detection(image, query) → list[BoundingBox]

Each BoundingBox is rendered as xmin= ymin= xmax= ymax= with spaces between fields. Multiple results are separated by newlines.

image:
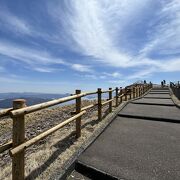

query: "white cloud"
xmin=0 ymin=0 xmax=179 ymax=84
xmin=84 ymin=74 xmax=97 ymax=79
xmin=33 ymin=67 xmax=60 ymax=73
xmin=0 ymin=40 xmax=95 ymax=74
xmin=157 ymin=58 xmax=180 ymax=72
xmin=103 ymin=72 xmax=122 ymax=78
xmin=47 ymin=0 xmax=132 ymax=67
xmin=127 ymin=67 xmax=155 ymax=80
xmin=130 ymin=0 xmax=180 ymax=73
xmin=108 ymin=79 xmax=126 ymax=85
xmin=99 ymin=75 xmax=106 ymax=79
xmin=71 ymin=64 xmax=93 ymax=73
xmin=0 ymin=5 xmax=62 ymax=43
xmin=47 ymin=0 xmax=160 ymax=68
xmin=139 ymin=0 xmax=180 ymax=70
xmin=47 ymin=0 xmax=180 ymax=74
xmin=0 ymin=40 xmax=65 ymax=66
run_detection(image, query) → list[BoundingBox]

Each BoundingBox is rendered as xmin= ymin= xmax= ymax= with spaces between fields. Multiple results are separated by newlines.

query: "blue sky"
xmin=0 ymin=0 xmax=179 ymax=93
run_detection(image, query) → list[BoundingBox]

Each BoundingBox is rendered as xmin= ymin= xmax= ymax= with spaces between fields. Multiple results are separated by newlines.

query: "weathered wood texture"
xmin=115 ymin=87 xmax=119 ymax=107
xmin=0 ymin=108 xmax=13 ymax=118
xmin=109 ymin=88 xmax=112 ymax=113
xmin=0 ymin=140 xmax=12 ymax=153
xmin=76 ymin=90 xmax=81 ymax=138
xmin=10 ymin=93 xmax=87 ymax=117
xmin=12 ymin=99 xmax=26 ymax=180
xmin=97 ymin=88 xmax=102 ymax=121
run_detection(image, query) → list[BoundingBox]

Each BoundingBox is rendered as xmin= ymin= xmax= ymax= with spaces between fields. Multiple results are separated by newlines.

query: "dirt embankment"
xmin=0 ymin=99 xmax=114 ymax=180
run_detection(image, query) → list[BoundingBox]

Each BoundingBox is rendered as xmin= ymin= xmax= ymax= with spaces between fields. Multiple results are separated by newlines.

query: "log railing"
xmin=0 ymin=83 xmax=152 ymax=180
xmin=170 ymin=81 xmax=180 ymax=100
xmin=0 ymin=107 xmax=13 ymax=118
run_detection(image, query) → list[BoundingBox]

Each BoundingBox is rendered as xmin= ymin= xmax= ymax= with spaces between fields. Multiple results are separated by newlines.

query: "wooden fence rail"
xmin=0 ymin=82 xmax=152 ymax=180
xmin=10 ymin=111 xmax=86 ymax=157
xmin=0 ymin=108 xmax=13 ymax=117
xmin=170 ymin=81 xmax=180 ymax=100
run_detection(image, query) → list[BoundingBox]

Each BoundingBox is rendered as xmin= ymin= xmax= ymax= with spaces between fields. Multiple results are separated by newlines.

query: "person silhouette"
xmin=161 ymin=81 xmax=163 ymax=87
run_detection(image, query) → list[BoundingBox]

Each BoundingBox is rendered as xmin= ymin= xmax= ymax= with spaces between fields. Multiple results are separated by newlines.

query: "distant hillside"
xmin=0 ymin=92 xmax=111 ymax=109
xmin=0 ymin=92 xmax=71 ymax=109
xmin=0 ymin=92 xmax=70 ymax=100
xmin=0 ymin=97 xmax=53 ymax=108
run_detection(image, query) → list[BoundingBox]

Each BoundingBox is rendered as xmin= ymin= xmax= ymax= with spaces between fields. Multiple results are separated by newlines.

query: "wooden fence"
xmin=0 ymin=83 xmax=152 ymax=180
xmin=170 ymin=81 xmax=180 ymax=100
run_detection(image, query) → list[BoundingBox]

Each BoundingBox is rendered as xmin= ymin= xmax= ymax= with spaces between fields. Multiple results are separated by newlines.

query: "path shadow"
xmin=26 ymin=132 xmax=76 ymax=180
xmin=26 ymin=107 xmax=110 ymax=179
xmin=81 ymin=107 xmax=110 ymax=129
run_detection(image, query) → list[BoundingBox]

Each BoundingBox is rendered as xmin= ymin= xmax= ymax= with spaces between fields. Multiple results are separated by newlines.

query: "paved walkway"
xmin=72 ymin=87 xmax=180 ymax=180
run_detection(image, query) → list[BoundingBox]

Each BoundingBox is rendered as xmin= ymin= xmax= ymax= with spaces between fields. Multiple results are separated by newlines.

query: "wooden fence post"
xmin=115 ymin=87 xmax=119 ymax=107
xmin=129 ymin=88 xmax=132 ymax=100
xmin=120 ymin=87 xmax=122 ymax=103
xmin=12 ymin=99 xmax=26 ymax=180
xmin=109 ymin=88 xmax=112 ymax=113
xmin=75 ymin=90 xmax=81 ymax=138
xmin=141 ymin=86 xmax=143 ymax=95
xmin=141 ymin=86 xmax=143 ymax=96
xmin=136 ymin=86 xmax=138 ymax=97
xmin=125 ymin=87 xmax=127 ymax=101
xmin=97 ymin=88 xmax=102 ymax=121
xmin=133 ymin=87 xmax=135 ymax=99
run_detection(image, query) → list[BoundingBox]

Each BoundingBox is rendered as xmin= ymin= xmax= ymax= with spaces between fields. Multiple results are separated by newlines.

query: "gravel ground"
xmin=0 ymin=99 xmax=117 ymax=180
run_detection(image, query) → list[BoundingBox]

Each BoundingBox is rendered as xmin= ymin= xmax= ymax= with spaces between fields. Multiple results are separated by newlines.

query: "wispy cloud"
xmin=103 ymin=72 xmax=122 ymax=78
xmin=47 ymin=0 xmax=132 ymax=67
xmin=140 ymin=0 xmax=180 ymax=58
xmin=83 ymin=74 xmax=97 ymax=80
xmin=0 ymin=0 xmax=180 ymax=93
xmin=0 ymin=40 xmax=95 ymax=74
xmin=71 ymin=64 xmax=93 ymax=73
xmin=157 ymin=58 xmax=180 ymax=72
xmin=0 ymin=6 xmax=32 ymax=35
xmin=138 ymin=0 xmax=180 ymax=74
xmin=0 ymin=40 xmax=65 ymax=66
xmin=33 ymin=67 xmax=60 ymax=73
xmin=48 ymin=0 xmax=180 ymax=75
xmin=47 ymin=0 xmax=157 ymax=68
xmin=108 ymin=79 xmax=126 ymax=85
xmin=127 ymin=67 xmax=155 ymax=80
xmin=0 ymin=73 xmax=27 ymax=83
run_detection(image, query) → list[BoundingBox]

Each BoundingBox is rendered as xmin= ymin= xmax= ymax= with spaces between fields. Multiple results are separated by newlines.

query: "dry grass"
xmin=0 ymin=99 xmax=119 ymax=180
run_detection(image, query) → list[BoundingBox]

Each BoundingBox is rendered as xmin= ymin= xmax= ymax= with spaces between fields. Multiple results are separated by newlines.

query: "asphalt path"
xmin=73 ymin=87 xmax=180 ymax=180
